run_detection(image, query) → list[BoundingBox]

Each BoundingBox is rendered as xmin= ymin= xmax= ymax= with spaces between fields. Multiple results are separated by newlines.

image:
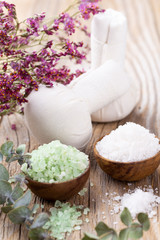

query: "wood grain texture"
xmin=1 ymin=0 xmax=160 ymax=239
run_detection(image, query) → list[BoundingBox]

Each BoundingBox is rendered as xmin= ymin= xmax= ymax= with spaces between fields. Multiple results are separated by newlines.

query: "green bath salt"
xmin=43 ymin=201 xmax=82 ymax=240
xmin=21 ymin=140 xmax=89 ymax=183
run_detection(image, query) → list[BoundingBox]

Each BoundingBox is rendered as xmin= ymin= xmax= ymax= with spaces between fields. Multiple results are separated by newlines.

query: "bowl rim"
xmin=94 ymin=134 xmax=160 ymax=165
xmin=25 ymin=158 xmax=90 ymax=185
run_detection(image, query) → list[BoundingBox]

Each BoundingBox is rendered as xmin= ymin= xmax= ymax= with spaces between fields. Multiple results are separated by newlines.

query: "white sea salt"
xmin=96 ymin=122 xmax=160 ymax=162
xmin=109 ymin=188 xmax=160 ymax=219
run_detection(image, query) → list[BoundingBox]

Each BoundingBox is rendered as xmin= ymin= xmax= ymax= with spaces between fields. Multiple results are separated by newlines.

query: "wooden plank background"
xmin=1 ymin=0 xmax=160 ymax=239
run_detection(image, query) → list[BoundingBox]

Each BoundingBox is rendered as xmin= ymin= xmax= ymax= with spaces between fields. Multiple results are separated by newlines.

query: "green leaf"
xmin=95 ymin=222 xmax=111 ymax=236
xmin=82 ymin=233 xmax=98 ymax=240
xmin=1 ymin=205 xmax=13 ymax=213
xmin=28 ymin=228 xmax=50 ymax=240
xmin=128 ymin=223 xmax=143 ymax=239
xmin=138 ymin=213 xmax=150 ymax=231
xmin=16 ymin=144 xmax=26 ymax=155
xmin=0 ymin=164 xmax=9 ymax=181
xmin=9 ymin=184 xmax=23 ymax=203
xmin=6 ymin=154 xmax=12 ymax=162
xmin=30 ymin=213 xmax=49 ymax=229
xmin=7 ymin=155 xmax=21 ymax=163
xmin=8 ymin=206 xmax=31 ymax=224
xmin=0 ymin=180 xmax=12 ymax=204
xmin=1 ymin=141 xmax=13 ymax=156
xmin=120 ymin=208 xmax=133 ymax=227
xmin=14 ymin=190 xmax=31 ymax=208
xmin=119 ymin=228 xmax=130 ymax=240
xmin=95 ymin=222 xmax=118 ymax=240
xmin=0 ymin=152 xmax=3 ymax=162
xmin=14 ymin=173 xmax=26 ymax=184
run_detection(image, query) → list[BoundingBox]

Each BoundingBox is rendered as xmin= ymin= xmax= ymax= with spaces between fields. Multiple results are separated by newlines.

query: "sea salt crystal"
xmin=113 ymin=196 xmax=121 ymax=202
xmin=113 ymin=221 xmax=118 ymax=225
xmin=90 ymin=182 xmax=94 ymax=187
xmin=107 ymin=187 xmax=160 ymax=220
xmin=96 ymin=122 xmax=160 ymax=162
xmin=83 ymin=208 xmax=90 ymax=215
xmin=85 ymin=218 xmax=89 ymax=223
xmin=78 ymin=188 xmax=87 ymax=196
xmin=121 ymin=189 xmax=160 ymax=219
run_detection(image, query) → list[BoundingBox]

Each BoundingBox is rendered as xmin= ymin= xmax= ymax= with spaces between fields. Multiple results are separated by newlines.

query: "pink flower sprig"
xmin=0 ymin=0 xmax=103 ymax=116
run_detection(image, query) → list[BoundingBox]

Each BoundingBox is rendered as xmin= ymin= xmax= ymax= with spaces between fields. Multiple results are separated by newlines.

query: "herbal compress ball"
xmin=24 ymin=83 xmax=92 ymax=150
xmin=24 ymin=60 xmax=130 ymax=150
xmin=21 ymin=140 xmax=89 ymax=183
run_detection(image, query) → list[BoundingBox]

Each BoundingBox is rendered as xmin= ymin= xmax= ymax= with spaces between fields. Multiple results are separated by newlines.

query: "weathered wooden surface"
xmin=1 ymin=0 xmax=160 ymax=239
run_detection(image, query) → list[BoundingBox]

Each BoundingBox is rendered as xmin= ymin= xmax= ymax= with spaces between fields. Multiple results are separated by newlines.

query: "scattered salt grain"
xmin=120 ymin=189 xmax=160 ymax=218
xmin=83 ymin=208 xmax=90 ymax=215
xmin=85 ymin=218 xmax=89 ymax=223
xmin=78 ymin=187 xmax=87 ymax=196
xmin=108 ymin=188 xmax=160 ymax=219
xmin=74 ymin=226 xmax=81 ymax=230
xmin=96 ymin=122 xmax=160 ymax=162
xmin=90 ymin=182 xmax=94 ymax=187
xmin=113 ymin=222 xmax=118 ymax=225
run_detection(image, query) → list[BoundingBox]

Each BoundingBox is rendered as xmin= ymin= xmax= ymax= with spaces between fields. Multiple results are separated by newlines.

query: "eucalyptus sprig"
xmin=82 ymin=208 xmax=150 ymax=240
xmin=0 ymin=163 xmax=51 ymax=239
xmin=0 ymin=141 xmax=31 ymax=166
xmin=0 ymin=141 xmax=150 ymax=240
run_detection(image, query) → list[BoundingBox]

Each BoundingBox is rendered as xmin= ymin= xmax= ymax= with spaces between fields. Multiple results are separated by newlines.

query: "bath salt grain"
xmin=43 ymin=201 xmax=82 ymax=240
xmin=121 ymin=189 xmax=160 ymax=218
xmin=21 ymin=140 xmax=89 ymax=183
xmin=107 ymin=188 xmax=160 ymax=219
xmin=96 ymin=122 xmax=160 ymax=162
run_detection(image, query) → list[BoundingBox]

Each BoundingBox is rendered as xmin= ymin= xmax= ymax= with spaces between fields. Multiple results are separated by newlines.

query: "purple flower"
xmin=0 ymin=0 xmax=103 ymax=116
xmin=79 ymin=1 xmax=104 ymax=19
xmin=11 ymin=124 xmax=16 ymax=131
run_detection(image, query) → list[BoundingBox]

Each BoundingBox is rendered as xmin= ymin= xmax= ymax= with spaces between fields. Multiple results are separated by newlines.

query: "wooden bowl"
xmin=25 ymin=161 xmax=90 ymax=201
xmin=94 ymin=136 xmax=160 ymax=181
